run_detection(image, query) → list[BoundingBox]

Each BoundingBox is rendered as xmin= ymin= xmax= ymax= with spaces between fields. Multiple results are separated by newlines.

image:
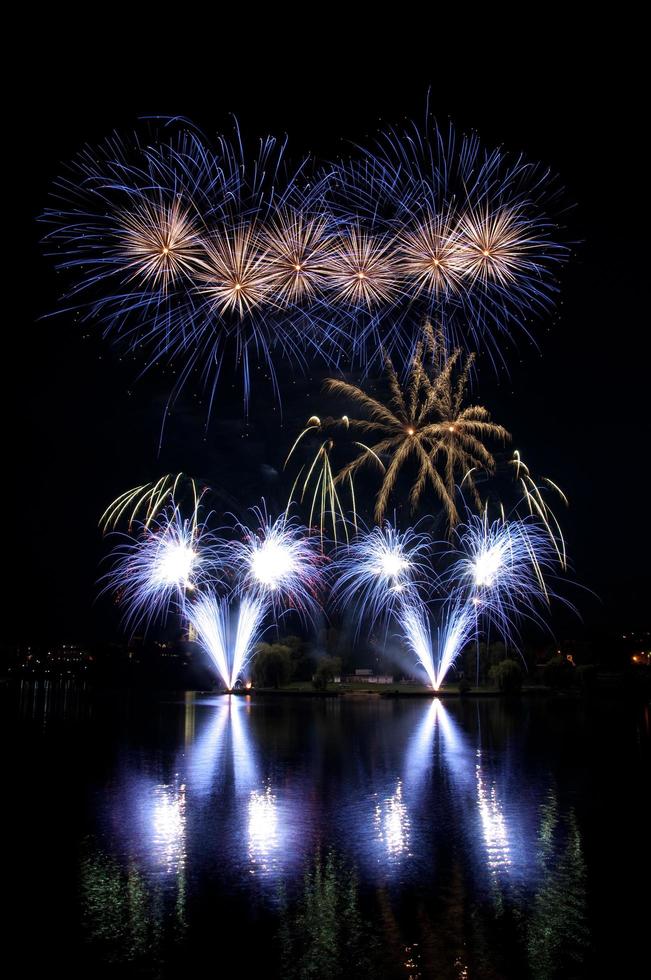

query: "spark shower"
xmin=41 ymin=109 xmax=576 ymax=688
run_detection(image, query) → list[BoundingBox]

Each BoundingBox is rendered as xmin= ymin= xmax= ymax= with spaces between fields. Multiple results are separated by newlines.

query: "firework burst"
xmin=118 ymin=197 xmax=203 ymax=289
xmin=262 ymin=210 xmax=334 ymax=305
xmin=228 ymin=505 xmax=324 ymax=623
xmin=456 ymin=206 xmax=542 ymax=288
xmin=332 ymin=522 xmax=434 ymax=635
xmin=325 ymin=227 xmax=400 ymax=308
xmin=445 ymin=509 xmax=570 ymax=651
xmin=196 ymin=224 xmax=274 ymax=316
xmin=327 ymin=326 xmax=509 ymax=526
xmin=102 ymin=505 xmax=222 ymax=631
xmin=396 ymin=210 xmax=466 ymax=298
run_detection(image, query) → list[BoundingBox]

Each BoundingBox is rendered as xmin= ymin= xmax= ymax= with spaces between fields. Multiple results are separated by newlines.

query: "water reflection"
xmin=279 ymin=849 xmax=378 ymax=980
xmin=374 ymin=778 xmax=411 ymax=859
xmin=248 ymin=783 xmax=279 ymax=872
xmin=527 ymin=791 xmax=590 ymax=979
xmin=5 ymin=683 xmax=622 ymax=977
xmin=475 ymin=749 xmax=511 ymax=875
xmin=149 ymin=780 xmax=186 ymax=874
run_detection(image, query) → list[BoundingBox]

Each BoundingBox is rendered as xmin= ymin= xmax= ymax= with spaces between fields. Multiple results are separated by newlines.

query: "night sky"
xmin=9 ymin=33 xmax=648 ymax=646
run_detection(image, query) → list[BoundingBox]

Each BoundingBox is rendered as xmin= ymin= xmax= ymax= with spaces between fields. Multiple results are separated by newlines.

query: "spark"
xmin=325 ymin=227 xmax=400 ymax=307
xmin=102 ymin=506 xmax=221 ymax=631
xmin=187 ymin=592 xmax=265 ymax=691
xmin=229 ymin=505 xmax=323 ymax=623
xmin=118 ymin=197 xmax=202 ymax=289
xmin=333 ymin=522 xmax=433 ymax=636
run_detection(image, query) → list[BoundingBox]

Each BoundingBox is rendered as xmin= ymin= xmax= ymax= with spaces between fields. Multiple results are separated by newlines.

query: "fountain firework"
xmin=398 ymin=596 xmax=475 ymax=691
xmin=187 ymin=592 xmax=266 ymax=691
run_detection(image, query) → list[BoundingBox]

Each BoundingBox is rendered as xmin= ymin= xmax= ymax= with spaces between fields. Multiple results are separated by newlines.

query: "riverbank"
xmin=230 ymin=681 xmax=576 ymax=698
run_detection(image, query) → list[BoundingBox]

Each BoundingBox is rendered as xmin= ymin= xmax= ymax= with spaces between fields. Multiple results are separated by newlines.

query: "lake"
xmin=5 ymin=682 xmax=649 ymax=978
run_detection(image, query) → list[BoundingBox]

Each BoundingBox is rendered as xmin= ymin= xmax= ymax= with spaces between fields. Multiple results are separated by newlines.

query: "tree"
xmin=313 ymin=656 xmax=342 ymax=691
xmin=489 ymin=658 xmax=523 ymax=695
xmin=252 ymin=643 xmax=293 ymax=689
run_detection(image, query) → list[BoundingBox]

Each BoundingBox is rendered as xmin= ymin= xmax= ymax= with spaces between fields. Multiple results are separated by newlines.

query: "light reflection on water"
xmin=8 ymin=685 xmax=648 ymax=978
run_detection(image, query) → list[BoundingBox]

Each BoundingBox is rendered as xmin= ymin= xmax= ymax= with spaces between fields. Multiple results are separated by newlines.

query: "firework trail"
xmin=284 ymin=413 xmax=383 ymax=542
xmin=100 ymin=472 xmax=205 ymax=533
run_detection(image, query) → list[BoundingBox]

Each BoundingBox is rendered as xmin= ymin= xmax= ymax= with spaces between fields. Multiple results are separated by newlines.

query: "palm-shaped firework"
xmin=326 ymin=326 xmax=510 ymax=526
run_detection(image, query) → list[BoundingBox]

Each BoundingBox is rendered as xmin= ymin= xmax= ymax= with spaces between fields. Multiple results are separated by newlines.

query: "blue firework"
xmin=321 ymin=113 xmax=568 ymax=366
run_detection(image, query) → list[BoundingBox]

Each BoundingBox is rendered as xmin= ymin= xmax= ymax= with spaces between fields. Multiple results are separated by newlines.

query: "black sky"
xmin=8 ymin=27 xmax=649 ymax=644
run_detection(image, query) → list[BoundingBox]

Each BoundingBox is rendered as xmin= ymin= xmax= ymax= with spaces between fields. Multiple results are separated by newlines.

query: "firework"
xmin=398 ymin=595 xmax=474 ymax=691
xmin=100 ymin=473 xmax=204 ymax=533
xmin=262 ymin=210 xmax=334 ymax=305
xmin=326 ymin=325 xmax=509 ymax=526
xmin=42 ymin=115 xmax=567 ymax=416
xmin=396 ymin=210 xmax=466 ymax=298
xmin=228 ymin=505 xmax=323 ymax=623
xmin=324 ymin=113 xmax=567 ymax=357
xmin=325 ymin=227 xmax=400 ymax=308
xmin=117 ymin=196 xmax=203 ymax=290
xmin=187 ymin=591 xmax=265 ymax=690
xmin=284 ymin=414 xmax=380 ymax=542
xmin=509 ymin=451 xmax=568 ymax=568
xmin=196 ymin=224 xmax=274 ymax=317
xmin=445 ymin=511 xmax=565 ymax=647
xmin=456 ymin=206 xmax=541 ymax=288
xmin=332 ymin=522 xmax=434 ymax=636
xmin=102 ymin=505 xmax=222 ymax=631
xmin=41 ymin=119 xmax=327 ymax=412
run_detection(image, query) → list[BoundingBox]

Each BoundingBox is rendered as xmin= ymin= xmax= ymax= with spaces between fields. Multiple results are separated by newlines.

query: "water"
xmin=5 ymin=682 xmax=649 ymax=978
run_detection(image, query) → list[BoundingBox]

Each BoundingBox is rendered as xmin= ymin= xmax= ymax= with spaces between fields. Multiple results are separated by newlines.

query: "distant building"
xmin=339 ymin=669 xmax=395 ymax=684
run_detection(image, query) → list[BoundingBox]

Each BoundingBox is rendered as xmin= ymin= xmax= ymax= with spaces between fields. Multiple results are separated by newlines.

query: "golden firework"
xmin=456 ymin=206 xmax=534 ymax=287
xmin=326 ymin=325 xmax=510 ymax=526
xmin=284 ymin=415 xmax=381 ymax=542
xmin=262 ymin=210 xmax=333 ymax=304
xmin=118 ymin=198 xmax=202 ymax=289
xmin=509 ymin=450 xmax=568 ymax=569
xmin=325 ymin=226 xmax=400 ymax=307
xmin=100 ymin=473 xmax=202 ymax=534
xmin=197 ymin=224 xmax=273 ymax=316
xmin=397 ymin=211 xmax=465 ymax=297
